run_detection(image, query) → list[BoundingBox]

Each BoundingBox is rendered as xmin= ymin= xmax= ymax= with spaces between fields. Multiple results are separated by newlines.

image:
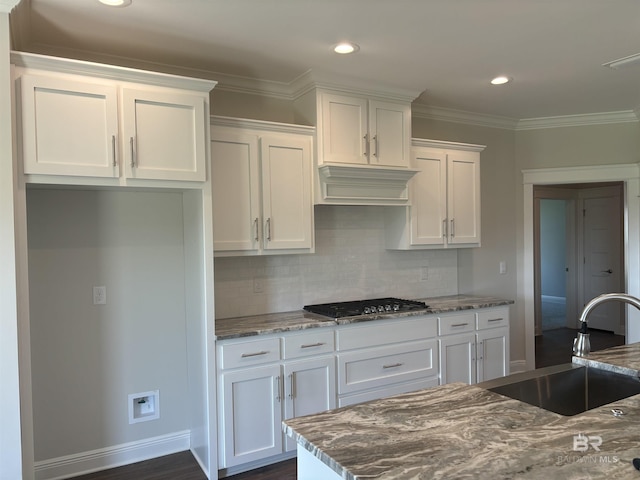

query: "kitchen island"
xmin=284 ymin=343 xmax=640 ymax=479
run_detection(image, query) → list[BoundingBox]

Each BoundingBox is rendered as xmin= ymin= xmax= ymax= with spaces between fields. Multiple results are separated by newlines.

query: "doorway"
xmin=533 ymin=182 xmax=625 ymax=368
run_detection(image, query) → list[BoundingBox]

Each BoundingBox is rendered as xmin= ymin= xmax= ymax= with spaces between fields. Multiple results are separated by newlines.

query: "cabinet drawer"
xmin=476 ymin=307 xmax=509 ymax=330
xmin=338 ymin=377 xmax=439 ymax=408
xmin=439 ymin=312 xmax=475 ymax=335
xmin=283 ymin=330 xmax=334 ymax=359
xmin=337 ymin=339 xmax=438 ymax=395
xmin=337 ymin=316 xmax=437 ymax=351
xmin=218 ymin=337 xmax=281 ymax=369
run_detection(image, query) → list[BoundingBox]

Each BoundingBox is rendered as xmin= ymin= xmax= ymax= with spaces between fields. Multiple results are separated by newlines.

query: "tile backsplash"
xmin=214 ymin=205 xmax=458 ymax=319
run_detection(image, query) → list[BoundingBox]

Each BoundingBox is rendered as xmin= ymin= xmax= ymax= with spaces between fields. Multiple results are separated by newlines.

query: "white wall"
xmin=26 ymin=189 xmax=190 ymax=463
xmin=214 ymin=205 xmax=459 ymax=318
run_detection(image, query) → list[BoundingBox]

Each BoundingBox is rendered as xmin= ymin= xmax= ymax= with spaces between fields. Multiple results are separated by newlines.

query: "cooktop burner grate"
xmin=303 ymin=297 xmax=428 ymax=319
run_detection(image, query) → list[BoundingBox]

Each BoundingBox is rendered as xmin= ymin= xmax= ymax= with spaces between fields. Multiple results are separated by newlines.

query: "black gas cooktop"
xmin=303 ymin=297 xmax=428 ymax=319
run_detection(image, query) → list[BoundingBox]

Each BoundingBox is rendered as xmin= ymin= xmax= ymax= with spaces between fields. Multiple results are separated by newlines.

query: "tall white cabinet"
xmin=386 ymin=139 xmax=484 ymax=249
xmin=211 ymin=117 xmax=314 ymax=256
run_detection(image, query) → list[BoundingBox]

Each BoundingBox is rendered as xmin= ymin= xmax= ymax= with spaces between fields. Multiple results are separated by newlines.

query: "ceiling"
xmin=10 ymin=0 xmax=640 ymax=123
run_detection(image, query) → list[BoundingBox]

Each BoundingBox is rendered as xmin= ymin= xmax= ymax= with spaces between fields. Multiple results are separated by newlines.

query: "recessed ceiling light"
xmin=98 ymin=0 xmax=132 ymax=7
xmin=490 ymin=76 xmax=511 ymax=85
xmin=333 ymin=42 xmax=359 ymax=55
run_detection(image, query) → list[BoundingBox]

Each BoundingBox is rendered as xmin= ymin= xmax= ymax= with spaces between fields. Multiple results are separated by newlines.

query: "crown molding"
xmin=0 ymin=0 xmax=20 ymax=14
xmin=411 ymin=103 xmax=519 ymax=130
xmin=516 ymin=110 xmax=639 ymax=130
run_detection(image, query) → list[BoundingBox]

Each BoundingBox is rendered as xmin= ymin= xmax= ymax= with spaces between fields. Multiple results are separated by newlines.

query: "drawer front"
xmin=218 ymin=337 xmax=281 ymax=369
xmin=476 ymin=307 xmax=509 ymax=330
xmin=337 ymin=316 xmax=438 ymax=351
xmin=338 ymin=377 xmax=439 ymax=408
xmin=439 ymin=312 xmax=475 ymax=335
xmin=337 ymin=339 xmax=438 ymax=395
xmin=283 ymin=330 xmax=335 ymax=359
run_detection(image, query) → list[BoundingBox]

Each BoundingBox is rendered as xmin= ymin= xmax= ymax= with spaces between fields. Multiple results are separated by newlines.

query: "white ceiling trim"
xmin=0 ymin=0 xmax=20 ymax=14
xmin=411 ymin=104 xmax=518 ymax=130
xmin=516 ymin=110 xmax=639 ymax=131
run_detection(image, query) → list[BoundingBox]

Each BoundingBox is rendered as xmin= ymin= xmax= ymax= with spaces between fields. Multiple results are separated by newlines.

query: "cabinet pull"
xmin=488 ymin=318 xmax=503 ymax=323
xmin=129 ymin=137 xmax=136 ymax=168
xmin=372 ymin=134 xmax=378 ymax=158
xmin=111 ymin=135 xmax=117 ymax=167
xmin=240 ymin=350 xmax=269 ymax=358
xmin=253 ymin=218 xmax=259 ymax=241
xmin=363 ymin=134 xmax=369 ymax=158
xmin=275 ymin=375 xmax=281 ymax=402
xmin=450 ymin=219 xmax=455 ymax=238
xmin=383 ymin=362 xmax=404 ymax=369
xmin=451 ymin=323 xmax=469 ymax=328
xmin=266 ymin=218 xmax=271 ymax=241
xmin=300 ymin=342 xmax=326 ymax=349
xmin=443 ymin=219 xmax=447 ymax=238
xmin=289 ymin=373 xmax=296 ymax=399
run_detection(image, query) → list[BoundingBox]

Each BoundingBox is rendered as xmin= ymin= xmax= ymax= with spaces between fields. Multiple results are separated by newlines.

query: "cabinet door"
xmin=219 ymin=365 xmax=283 ymax=468
xmin=211 ymin=130 xmax=260 ymax=252
xmin=320 ymin=93 xmax=368 ymax=165
xmin=260 ymin=134 xmax=313 ymax=250
xmin=439 ymin=333 xmax=476 ymax=385
xmin=476 ymin=327 xmax=509 ymax=382
xmin=283 ymin=356 xmax=336 ymax=451
xmin=122 ymin=89 xmax=206 ymax=181
xmin=368 ymin=100 xmax=410 ymax=168
xmin=19 ymin=74 xmax=119 ymax=177
xmin=410 ymin=147 xmax=447 ymax=245
xmin=447 ymin=151 xmax=480 ymax=245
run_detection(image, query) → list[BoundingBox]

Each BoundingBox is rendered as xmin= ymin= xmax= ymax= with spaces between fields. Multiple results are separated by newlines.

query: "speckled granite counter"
xmin=215 ymin=295 xmax=513 ymax=340
xmin=284 ymin=343 xmax=640 ymax=479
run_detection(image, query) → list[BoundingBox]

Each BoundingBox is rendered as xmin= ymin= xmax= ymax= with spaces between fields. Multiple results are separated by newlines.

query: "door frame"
xmin=522 ymin=163 xmax=640 ymax=371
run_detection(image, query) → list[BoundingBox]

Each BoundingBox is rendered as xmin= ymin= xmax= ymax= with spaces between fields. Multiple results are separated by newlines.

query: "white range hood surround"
xmin=318 ymin=163 xmax=419 ymax=205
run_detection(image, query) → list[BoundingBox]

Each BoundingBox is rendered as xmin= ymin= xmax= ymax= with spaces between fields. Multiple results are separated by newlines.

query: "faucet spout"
xmin=573 ymin=293 xmax=640 ymax=357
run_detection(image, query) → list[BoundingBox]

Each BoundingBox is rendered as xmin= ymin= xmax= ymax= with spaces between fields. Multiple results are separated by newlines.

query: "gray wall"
xmin=27 ymin=189 xmax=190 ymax=461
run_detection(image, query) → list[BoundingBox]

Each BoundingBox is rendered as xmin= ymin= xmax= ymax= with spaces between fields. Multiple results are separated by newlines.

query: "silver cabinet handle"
xmin=288 ymin=373 xmax=296 ymax=399
xmin=275 ymin=375 xmax=281 ymax=402
xmin=300 ymin=342 xmax=326 ymax=349
xmin=451 ymin=323 xmax=469 ymax=327
xmin=363 ymin=134 xmax=369 ymax=158
xmin=240 ymin=350 xmax=269 ymax=358
xmin=129 ymin=137 xmax=136 ymax=168
xmin=443 ymin=219 xmax=447 ymax=238
xmin=450 ymin=219 xmax=455 ymax=238
xmin=383 ymin=363 xmax=404 ymax=369
xmin=488 ymin=318 xmax=503 ymax=323
xmin=372 ymin=134 xmax=378 ymax=158
xmin=253 ymin=218 xmax=259 ymax=241
xmin=111 ymin=135 xmax=117 ymax=167
xmin=266 ymin=218 xmax=271 ymax=241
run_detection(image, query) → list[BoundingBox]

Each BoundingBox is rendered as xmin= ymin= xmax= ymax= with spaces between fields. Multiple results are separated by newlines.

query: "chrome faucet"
xmin=573 ymin=293 xmax=640 ymax=357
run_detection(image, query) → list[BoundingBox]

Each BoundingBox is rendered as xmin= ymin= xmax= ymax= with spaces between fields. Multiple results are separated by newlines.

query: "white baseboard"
xmin=510 ymin=359 xmax=528 ymax=374
xmin=34 ymin=430 xmax=190 ymax=480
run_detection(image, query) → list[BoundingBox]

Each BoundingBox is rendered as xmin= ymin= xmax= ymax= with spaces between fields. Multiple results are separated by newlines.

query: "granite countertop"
xmin=215 ymin=294 xmax=514 ymax=340
xmin=283 ymin=344 xmax=640 ymax=479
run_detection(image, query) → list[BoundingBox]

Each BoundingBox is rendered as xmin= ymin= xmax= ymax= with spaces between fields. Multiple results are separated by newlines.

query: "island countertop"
xmin=215 ymin=294 xmax=513 ymax=340
xmin=284 ymin=344 xmax=640 ymax=479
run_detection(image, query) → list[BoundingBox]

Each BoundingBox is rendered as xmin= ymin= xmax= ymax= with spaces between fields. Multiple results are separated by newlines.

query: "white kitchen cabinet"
xmin=386 ymin=139 xmax=484 ymax=249
xmin=439 ymin=307 xmax=510 ymax=385
xmin=15 ymin=56 xmax=211 ymax=183
xmin=319 ymin=92 xmax=410 ymax=168
xmin=211 ymin=117 xmax=314 ymax=256
xmin=216 ymin=329 xmax=335 ymax=472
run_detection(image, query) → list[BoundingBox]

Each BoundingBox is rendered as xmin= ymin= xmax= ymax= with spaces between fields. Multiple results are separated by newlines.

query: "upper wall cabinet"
xmin=386 ymin=139 xmax=485 ymax=250
xmin=294 ymin=86 xmax=418 ymax=206
xmin=12 ymin=52 xmax=216 ymax=186
xmin=211 ymin=116 xmax=315 ymax=256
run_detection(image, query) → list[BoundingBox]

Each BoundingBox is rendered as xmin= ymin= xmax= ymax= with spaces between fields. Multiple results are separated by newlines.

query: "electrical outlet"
xmin=420 ymin=266 xmax=429 ymax=281
xmin=253 ymin=277 xmax=264 ymax=293
xmin=93 ymin=286 xmax=106 ymax=305
xmin=499 ymin=261 xmax=507 ymax=275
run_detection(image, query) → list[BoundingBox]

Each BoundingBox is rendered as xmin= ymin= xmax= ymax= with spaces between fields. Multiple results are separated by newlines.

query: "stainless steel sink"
xmin=478 ymin=363 xmax=640 ymax=416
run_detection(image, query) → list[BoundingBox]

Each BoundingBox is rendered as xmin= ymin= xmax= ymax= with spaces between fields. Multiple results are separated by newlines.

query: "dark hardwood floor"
xmin=72 ymin=328 xmax=624 ymax=480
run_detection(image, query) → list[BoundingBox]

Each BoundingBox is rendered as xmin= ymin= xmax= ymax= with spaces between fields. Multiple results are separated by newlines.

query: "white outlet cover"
xmin=93 ymin=286 xmax=106 ymax=305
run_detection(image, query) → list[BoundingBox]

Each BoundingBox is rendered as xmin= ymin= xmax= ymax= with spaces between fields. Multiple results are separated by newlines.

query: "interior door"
xmin=581 ymin=186 xmax=624 ymax=333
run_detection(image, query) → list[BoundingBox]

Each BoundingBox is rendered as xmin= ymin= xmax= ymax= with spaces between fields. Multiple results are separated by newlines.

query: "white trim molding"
xmin=33 ymin=430 xmax=190 ymax=480
xmin=521 ymin=163 xmax=640 ymax=370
